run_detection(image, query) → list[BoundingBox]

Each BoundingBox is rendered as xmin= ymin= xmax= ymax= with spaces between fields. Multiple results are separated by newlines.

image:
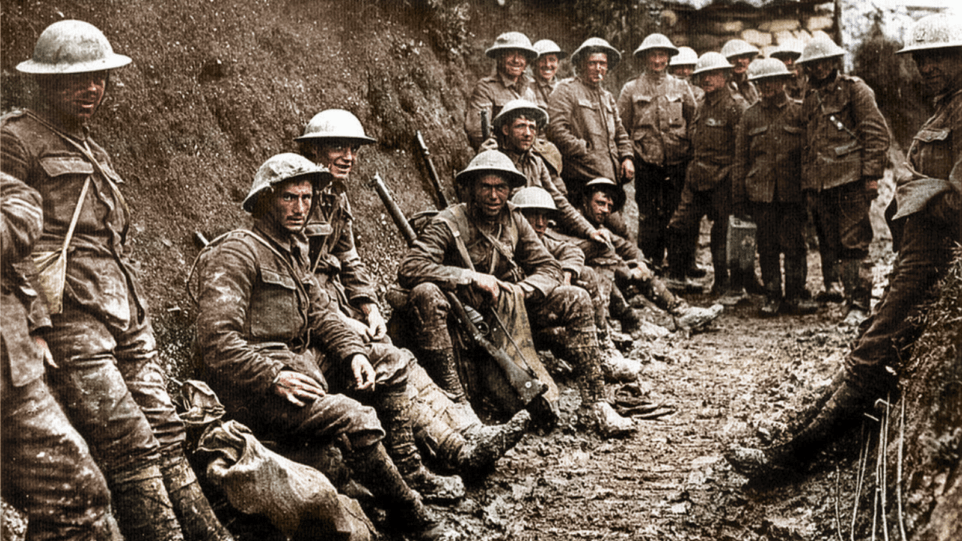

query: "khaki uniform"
xmin=733 ymin=91 xmax=808 ymax=299
xmin=465 ymin=72 xmax=539 ymax=150
xmin=533 ymin=77 xmax=556 ymax=110
xmin=729 ymin=73 xmax=759 ymax=105
xmin=1 ymin=172 xmax=113 ymax=539
xmin=802 ymin=71 xmax=890 ymax=305
xmin=618 ymin=71 xmax=696 ymax=262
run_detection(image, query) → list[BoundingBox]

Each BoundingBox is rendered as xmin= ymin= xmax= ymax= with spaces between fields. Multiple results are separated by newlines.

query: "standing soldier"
xmin=727 ymin=13 xmax=961 ymax=477
xmin=670 ymin=46 xmax=705 ymax=102
xmin=770 ymin=40 xmax=805 ymax=100
xmin=796 ymin=36 xmax=890 ymax=322
xmin=617 ymin=33 xmax=697 ymax=273
xmin=2 ymin=172 xmax=117 ymax=540
xmin=1 ymin=20 xmax=231 ymax=540
xmin=531 ymin=39 xmax=566 ymax=110
xmin=665 ymin=53 xmax=749 ymax=302
xmin=547 ymin=37 xmax=635 ymax=221
xmin=721 ymin=39 xmax=760 ymax=104
xmin=464 ymin=32 xmax=539 ymax=150
xmin=733 ymin=59 xmax=818 ymax=316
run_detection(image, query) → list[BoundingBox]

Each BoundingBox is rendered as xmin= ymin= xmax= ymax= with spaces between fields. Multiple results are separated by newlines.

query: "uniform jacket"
xmin=733 ymin=91 xmax=806 ymax=205
xmin=686 ymin=86 xmax=749 ymax=192
xmin=305 ymin=182 xmax=377 ymax=318
xmin=194 ymin=217 xmax=366 ymax=415
xmin=465 ymin=72 xmax=539 ymax=150
xmin=541 ymin=229 xmax=585 ymax=279
xmin=617 ymin=71 xmax=696 ymax=167
xmin=729 ymin=73 xmax=759 ymax=105
xmin=398 ymin=202 xmax=562 ymax=300
xmin=1 ymin=108 xmax=147 ymax=329
xmin=533 ymin=77 xmax=556 ymax=110
xmin=1 ymin=172 xmax=49 ymax=388
xmin=546 ymin=77 xmax=633 ymax=182
xmin=801 ymin=71 xmax=890 ymax=192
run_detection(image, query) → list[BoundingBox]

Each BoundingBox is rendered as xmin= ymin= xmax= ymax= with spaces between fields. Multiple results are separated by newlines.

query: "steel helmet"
xmin=533 ymin=39 xmax=567 ymax=60
xmin=295 ymin=109 xmax=376 ymax=145
xmin=571 ymin=37 xmax=622 ymax=71
xmin=747 ymin=58 xmax=793 ymax=82
xmin=243 ymin=153 xmax=332 ymax=213
xmin=511 ymin=186 xmax=557 ymax=213
xmin=633 ymin=33 xmax=679 ymax=58
xmin=485 ymin=32 xmax=539 ymax=61
xmin=692 ymin=52 xmax=734 ymax=77
xmin=796 ymin=36 xmax=845 ymax=65
xmin=583 ymin=178 xmax=626 ymax=213
xmin=16 ymin=20 xmax=131 ymax=74
xmin=492 ymin=99 xmax=548 ymax=131
xmin=770 ymin=40 xmax=803 ymax=61
xmin=455 ymin=150 xmax=527 ymax=190
xmin=896 ymin=14 xmax=962 ymax=55
xmin=670 ymin=46 xmax=699 ymax=67
xmin=721 ymin=39 xmax=760 ymax=60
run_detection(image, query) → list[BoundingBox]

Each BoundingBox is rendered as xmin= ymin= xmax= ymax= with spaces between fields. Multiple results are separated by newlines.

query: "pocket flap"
xmin=705 ymin=118 xmax=726 ymax=128
xmin=834 ymin=140 xmax=862 ymax=157
xmin=577 ymin=99 xmax=595 ymax=109
xmin=39 ymin=156 xmax=95 ymax=177
xmin=260 ymin=268 xmax=297 ymax=290
xmin=783 ymin=125 xmax=804 ymax=135
xmin=633 ymin=94 xmax=653 ymax=104
xmin=749 ymin=125 xmax=769 ymax=136
xmin=916 ymin=128 xmax=950 ymax=143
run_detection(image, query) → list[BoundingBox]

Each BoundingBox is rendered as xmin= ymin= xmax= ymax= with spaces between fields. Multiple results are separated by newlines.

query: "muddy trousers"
xmin=635 ymin=161 xmax=687 ymax=267
xmin=1 ymin=374 xmax=116 ymax=541
xmin=668 ymin=182 xmax=731 ymax=290
xmin=808 ymin=183 xmax=874 ymax=308
xmin=576 ymin=266 xmax=613 ymax=332
xmin=753 ymin=202 xmax=808 ymax=300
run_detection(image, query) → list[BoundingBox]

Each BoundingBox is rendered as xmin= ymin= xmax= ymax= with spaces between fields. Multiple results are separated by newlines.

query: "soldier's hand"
xmin=341 ymin=314 xmax=371 ymax=339
xmin=864 ymin=177 xmax=879 ymax=199
xmin=589 ymin=228 xmax=611 ymax=245
xmin=363 ymin=304 xmax=387 ymax=341
xmin=471 ymin=271 xmax=501 ymax=304
xmin=350 ymin=355 xmax=376 ymax=391
xmin=34 ymin=336 xmax=57 ymax=369
xmin=629 ymin=262 xmax=653 ymax=283
xmin=563 ymin=271 xmax=573 ymax=286
xmin=621 ymin=158 xmax=635 ymax=183
xmin=273 ymin=370 xmax=326 ymax=407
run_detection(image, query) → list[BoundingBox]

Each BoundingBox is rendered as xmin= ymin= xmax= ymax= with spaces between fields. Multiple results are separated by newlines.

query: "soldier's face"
xmin=582 ymin=53 xmax=608 ymax=85
xmin=535 ymin=54 xmax=559 ymax=82
xmin=758 ymin=78 xmax=786 ymax=99
xmin=585 ymin=191 xmax=613 ymax=225
xmin=502 ymin=117 xmax=537 ymax=152
xmin=523 ymin=210 xmax=549 ymax=238
xmin=499 ymin=50 xmax=529 ymax=80
xmin=913 ymin=49 xmax=962 ymax=96
xmin=670 ymin=65 xmax=693 ymax=79
xmin=804 ymin=59 xmax=835 ymax=81
xmin=473 ymin=174 xmax=510 ymax=218
xmin=646 ymin=50 xmax=671 ymax=73
xmin=316 ymin=141 xmax=361 ymax=181
xmin=699 ymin=70 xmax=727 ymax=94
xmin=270 ymin=179 xmax=313 ymax=233
xmin=730 ymin=54 xmax=754 ymax=75
xmin=47 ymin=71 xmax=107 ymax=122
xmin=777 ymin=56 xmax=797 ymax=72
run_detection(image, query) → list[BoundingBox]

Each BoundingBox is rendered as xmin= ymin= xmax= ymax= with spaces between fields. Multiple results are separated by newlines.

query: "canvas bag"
xmin=31 ymin=175 xmax=91 ymax=314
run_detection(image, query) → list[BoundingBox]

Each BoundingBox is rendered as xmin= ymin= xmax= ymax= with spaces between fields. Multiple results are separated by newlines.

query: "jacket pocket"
xmin=250 ymin=268 xmax=301 ymax=340
xmin=911 ymin=128 xmax=953 ymax=180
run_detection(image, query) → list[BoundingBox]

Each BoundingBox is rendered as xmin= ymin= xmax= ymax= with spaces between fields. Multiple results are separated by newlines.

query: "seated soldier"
xmin=576 ymin=179 xmax=723 ymax=333
xmin=192 ymin=153 xmax=458 ymax=541
xmin=397 ymin=150 xmax=635 ymax=437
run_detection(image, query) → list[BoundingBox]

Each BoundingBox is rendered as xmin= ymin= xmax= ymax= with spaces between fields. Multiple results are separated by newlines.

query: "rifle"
xmin=368 ymin=173 xmax=546 ymax=406
xmin=480 ymin=109 xmax=491 ymax=142
xmin=415 ymin=131 xmax=448 ymax=209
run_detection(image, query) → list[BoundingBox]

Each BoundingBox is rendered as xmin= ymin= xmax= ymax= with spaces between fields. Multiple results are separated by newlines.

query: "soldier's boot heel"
xmin=160 ymin=451 xmax=234 ymax=541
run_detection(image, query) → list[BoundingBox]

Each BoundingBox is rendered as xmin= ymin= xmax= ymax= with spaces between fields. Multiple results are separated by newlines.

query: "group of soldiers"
xmin=1 ymin=11 xmax=959 ymax=541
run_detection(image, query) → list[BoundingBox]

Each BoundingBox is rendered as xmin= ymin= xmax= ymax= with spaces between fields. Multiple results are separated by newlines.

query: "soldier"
xmin=733 ymin=59 xmax=818 ymax=316
xmin=546 ymin=37 xmax=635 ymax=223
xmin=727 ymin=14 xmax=961 ymax=477
xmin=464 ymin=32 xmax=539 ymax=150
xmin=398 ymin=150 xmax=634 ymax=437
xmin=721 ymin=39 xmax=760 ymax=105
xmin=2 ymin=172 xmax=117 ymax=540
xmin=796 ymin=36 xmax=890 ymax=322
xmin=665 ymin=52 xmax=750 ymax=302
xmin=670 ymin=46 xmax=705 ymax=102
xmin=531 ymin=39 xmax=566 ymax=110
xmin=193 ymin=154 xmax=458 ymax=541
xmin=770 ymin=40 xmax=805 ymax=100
xmin=1 ymin=20 xmax=231 ymax=541
xmin=617 ymin=33 xmax=697 ymax=273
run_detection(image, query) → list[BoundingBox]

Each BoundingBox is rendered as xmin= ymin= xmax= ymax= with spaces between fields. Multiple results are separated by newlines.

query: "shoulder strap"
xmin=437 ymin=206 xmax=476 ymax=273
xmin=59 ymin=176 xmax=92 ymax=257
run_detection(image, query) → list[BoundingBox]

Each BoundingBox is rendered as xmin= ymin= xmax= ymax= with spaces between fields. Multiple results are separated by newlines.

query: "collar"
xmin=644 ymin=70 xmax=667 ymax=83
xmin=253 ymin=215 xmax=310 ymax=266
xmin=32 ymin=105 xmax=88 ymax=140
xmin=497 ymin=70 xmax=527 ymax=90
xmin=762 ymin=90 xmax=790 ymax=109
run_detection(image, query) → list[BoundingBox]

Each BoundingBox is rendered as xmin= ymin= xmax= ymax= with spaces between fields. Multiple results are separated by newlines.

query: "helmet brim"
xmin=485 ymin=46 xmax=539 ymax=62
xmin=455 ymin=168 xmax=528 ymax=191
xmin=294 ymin=133 xmax=377 ymax=144
xmin=16 ymin=54 xmax=131 ymax=74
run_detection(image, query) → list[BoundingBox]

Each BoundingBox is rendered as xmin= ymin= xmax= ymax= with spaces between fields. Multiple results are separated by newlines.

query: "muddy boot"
xmin=348 ymin=443 xmax=459 ymax=541
xmin=839 ymin=258 xmax=871 ymax=325
xmin=759 ymin=279 xmax=782 ymax=317
xmin=598 ymin=331 xmax=642 ymax=382
xmin=565 ymin=331 xmax=634 ymax=438
xmin=673 ymin=302 xmax=724 ymax=330
xmin=815 ymin=260 xmax=844 ymax=302
xmin=420 ymin=348 xmax=468 ymax=405
xmin=783 ymin=259 xmax=818 ymax=315
xmin=725 ymin=379 xmax=877 ymax=478
xmin=159 ymin=450 xmax=233 ymax=541
xmin=457 ymin=409 xmax=532 ymax=472
xmin=609 ymin=288 xmax=643 ymax=335
xmin=377 ymin=391 xmax=465 ymax=502
xmin=110 ymin=462 xmax=185 ymax=541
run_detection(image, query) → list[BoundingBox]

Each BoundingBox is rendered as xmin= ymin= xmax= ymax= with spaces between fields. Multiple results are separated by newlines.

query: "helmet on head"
xmin=747 ymin=57 xmax=792 ymax=81
xmin=721 ymin=39 xmax=760 ymax=60
xmin=670 ymin=46 xmax=699 ymax=67
xmin=17 ymin=20 xmax=131 ymax=74
xmin=243 ymin=153 xmax=331 ymax=213
xmin=770 ymin=40 xmax=803 ymax=61
xmin=692 ymin=52 xmax=733 ymax=77
xmin=511 ymin=186 xmax=557 ymax=213
xmin=492 ymin=99 xmax=548 ymax=131
xmin=796 ymin=36 xmax=845 ymax=65
xmin=896 ymin=14 xmax=962 ymax=55
xmin=570 ymin=37 xmax=622 ymax=71
xmin=533 ymin=39 xmax=567 ymax=60
xmin=486 ymin=32 xmax=539 ymax=62
xmin=455 ymin=150 xmax=527 ymax=190
xmin=583 ymin=178 xmax=626 ymax=213
xmin=295 ymin=109 xmax=376 ymax=145
xmin=633 ymin=33 xmax=679 ymax=58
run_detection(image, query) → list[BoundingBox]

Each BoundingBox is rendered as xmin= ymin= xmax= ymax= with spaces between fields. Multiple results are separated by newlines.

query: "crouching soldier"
xmin=192 ymin=154 xmax=458 ymax=541
xmin=397 ymin=150 xmax=634 ymax=437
